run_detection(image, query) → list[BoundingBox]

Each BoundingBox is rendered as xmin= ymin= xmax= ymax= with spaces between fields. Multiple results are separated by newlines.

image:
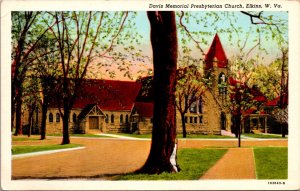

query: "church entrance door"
xmin=89 ymin=116 xmax=99 ymax=129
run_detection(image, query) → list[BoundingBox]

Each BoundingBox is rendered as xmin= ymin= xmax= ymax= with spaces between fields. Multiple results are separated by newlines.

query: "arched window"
xmin=72 ymin=113 xmax=77 ymax=122
xmin=198 ymin=96 xmax=203 ymax=114
xmin=185 ymin=116 xmax=188 ymax=123
xmin=49 ymin=113 xmax=53 ymax=122
xmin=190 ymin=116 xmax=193 ymax=123
xmin=56 ymin=113 xmax=60 ymax=122
xmin=120 ymin=114 xmax=123 ymax=124
xmin=125 ymin=115 xmax=129 ymax=124
xmin=189 ymin=95 xmax=197 ymax=113
xmin=111 ymin=114 xmax=114 ymax=123
xmin=105 ymin=114 xmax=109 ymax=123
xmin=218 ymin=73 xmax=227 ymax=95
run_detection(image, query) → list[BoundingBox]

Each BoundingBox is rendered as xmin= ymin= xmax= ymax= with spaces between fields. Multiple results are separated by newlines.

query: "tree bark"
xmin=40 ymin=100 xmax=48 ymax=140
xmin=181 ymin=113 xmax=187 ymax=138
xmin=14 ymin=92 xmax=23 ymax=136
xmin=61 ymin=105 xmax=70 ymax=144
xmin=137 ymin=11 xmax=179 ymax=174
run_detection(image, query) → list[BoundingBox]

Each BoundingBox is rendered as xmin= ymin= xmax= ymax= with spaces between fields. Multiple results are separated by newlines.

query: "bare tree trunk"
xmin=14 ymin=93 xmax=23 ymax=136
xmin=27 ymin=106 xmax=35 ymax=137
xmin=40 ymin=101 xmax=48 ymax=140
xmin=137 ymin=11 xmax=179 ymax=174
xmin=61 ymin=105 xmax=70 ymax=144
xmin=181 ymin=113 xmax=187 ymax=138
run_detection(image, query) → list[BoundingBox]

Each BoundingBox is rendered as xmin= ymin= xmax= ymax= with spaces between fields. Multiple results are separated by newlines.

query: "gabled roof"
xmin=50 ymin=79 xmax=142 ymax=111
xmin=205 ymin=33 xmax=228 ymax=70
xmin=75 ymin=79 xmax=142 ymax=111
xmin=134 ymin=102 xmax=154 ymax=118
xmin=78 ymin=104 xmax=104 ymax=120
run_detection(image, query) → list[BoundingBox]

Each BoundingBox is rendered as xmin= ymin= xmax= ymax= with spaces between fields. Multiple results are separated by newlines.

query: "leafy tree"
xmin=32 ymin=31 xmax=61 ymax=140
xmin=46 ymin=11 xmax=139 ymax=144
xmin=252 ymin=48 xmax=288 ymax=137
xmin=11 ymin=11 xmax=59 ymax=135
xmin=175 ymin=60 xmax=207 ymax=138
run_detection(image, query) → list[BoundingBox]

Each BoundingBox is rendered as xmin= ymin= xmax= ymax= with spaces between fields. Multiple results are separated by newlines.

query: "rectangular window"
xmin=190 ymin=117 xmax=193 ymax=123
xmin=199 ymin=116 xmax=203 ymax=124
xmin=194 ymin=117 xmax=198 ymax=124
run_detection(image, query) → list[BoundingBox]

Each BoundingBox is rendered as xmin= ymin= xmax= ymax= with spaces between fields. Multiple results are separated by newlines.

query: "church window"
xmin=49 ymin=113 xmax=53 ymax=122
xmin=185 ymin=116 xmax=188 ymax=123
xmin=194 ymin=117 xmax=198 ymax=123
xmin=73 ymin=113 xmax=77 ymax=122
xmin=126 ymin=115 xmax=129 ymax=123
xmin=190 ymin=116 xmax=193 ymax=123
xmin=105 ymin=114 xmax=109 ymax=123
xmin=218 ymin=73 xmax=227 ymax=95
xmin=199 ymin=116 xmax=203 ymax=123
xmin=120 ymin=114 xmax=124 ymax=124
xmin=198 ymin=96 xmax=203 ymax=113
xmin=111 ymin=114 xmax=114 ymax=123
xmin=56 ymin=113 xmax=60 ymax=122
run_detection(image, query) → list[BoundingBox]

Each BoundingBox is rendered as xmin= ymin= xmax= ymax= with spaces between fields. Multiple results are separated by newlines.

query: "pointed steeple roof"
xmin=205 ymin=33 xmax=228 ymax=70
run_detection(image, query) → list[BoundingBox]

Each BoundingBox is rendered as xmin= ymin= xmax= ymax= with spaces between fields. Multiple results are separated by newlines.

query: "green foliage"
xmin=243 ymin=133 xmax=287 ymax=139
xmin=117 ymin=148 xmax=228 ymax=180
xmin=12 ymin=144 xmax=82 ymax=155
xmin=254 ymin=147 xmax=288 ymax=179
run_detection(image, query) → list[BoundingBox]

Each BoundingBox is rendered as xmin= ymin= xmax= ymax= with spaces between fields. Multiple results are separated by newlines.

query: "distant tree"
xmin=47 ymin=11 xmax=138 ymax=144
xmin=22 ymin=75 xmax=40 ymax=137
xmin=11 ymin=11 xmax=60 ymax=135
xmin=252 ymin=48 xmax=288 ymax=137
xmin=175 ymin=61 xmax=207 ymax=138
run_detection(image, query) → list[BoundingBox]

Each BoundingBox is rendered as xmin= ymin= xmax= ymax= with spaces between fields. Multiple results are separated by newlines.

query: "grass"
xmin=254 ymin=147 xmax=288 ymax=179
xmin=12 ymin=144 xmax=82 ymax=155
xmin=47 ymin=133 xmax=112 ymax=138
xmin=243 ymin=133 xmax=287 ymax=139
xmin=12 ymin=137 xmax=41 ymax=141
xmin=116 ymin=133 xmax=233 ymax=139
xmin=117 ymin=148 xmax=228 ymax=180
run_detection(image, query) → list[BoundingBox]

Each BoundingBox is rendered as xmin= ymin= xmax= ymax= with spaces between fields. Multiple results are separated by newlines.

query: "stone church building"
xmin=26 ymin=34 xmax=273 ymax=135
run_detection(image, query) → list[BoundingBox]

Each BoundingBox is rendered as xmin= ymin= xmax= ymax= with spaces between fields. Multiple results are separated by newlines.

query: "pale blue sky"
xmin=131 ymin=11 xmax=288 ymax=64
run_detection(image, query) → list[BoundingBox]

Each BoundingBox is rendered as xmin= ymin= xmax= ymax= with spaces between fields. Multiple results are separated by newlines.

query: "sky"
xmin=89 ymin=11 xmax=289 ymax=80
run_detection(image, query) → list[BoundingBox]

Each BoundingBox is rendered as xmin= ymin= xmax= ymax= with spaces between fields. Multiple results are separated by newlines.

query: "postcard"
xmin=1 ymin=0 xmax=300 ymax=190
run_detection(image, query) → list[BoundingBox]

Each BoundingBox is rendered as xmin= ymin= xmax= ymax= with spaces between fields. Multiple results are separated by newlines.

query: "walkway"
xmin=200 ymin=148 xmax=256 ymax=179
xmin=12 ymin=137 xmax=286 ymax=179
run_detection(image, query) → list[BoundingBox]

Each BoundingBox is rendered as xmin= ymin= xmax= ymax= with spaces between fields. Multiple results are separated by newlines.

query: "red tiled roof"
xmin=134 ymin=102 xmax=154 ymax=118
xmin=228 ymin=77 xmax=267 ymax=102
xmin=205 ymin=33 xmax=228 ymax=70
xmin=265 ymin=95 xmax=288 ymax=107
xmin=50 ymin=79 xmax=142 ymax=111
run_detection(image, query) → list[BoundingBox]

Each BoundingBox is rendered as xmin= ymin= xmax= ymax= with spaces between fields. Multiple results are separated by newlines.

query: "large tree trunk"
xmin=137 ymin=11 xmax=178 ymax=174
xmin=181 ymin=113 xmax=187 ymax=138
xmin=40 ymin=101 xmax=48 ymax=140
xmin=61 ymin=105 xmax=70 ymax=144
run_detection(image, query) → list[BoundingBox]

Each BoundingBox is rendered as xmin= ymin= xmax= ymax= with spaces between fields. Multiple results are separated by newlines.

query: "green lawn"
xmin=12 ymin=137 xmax=41 ymax=141
xmin=243 ymin=133 xmax=287 ymax=139
xmin=254 ymin=147 xmax=288 ymax=179
xmin=116 ymin=133 xmax=233 ymax=139
xmin=47 ymin=133 xmax=112 ymax=138
xmin=12 ymin=144 xmax=82 ymax=155
xmin=117 ymin=148 xmax=228 ymax=180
